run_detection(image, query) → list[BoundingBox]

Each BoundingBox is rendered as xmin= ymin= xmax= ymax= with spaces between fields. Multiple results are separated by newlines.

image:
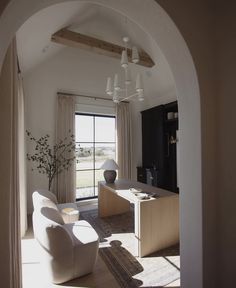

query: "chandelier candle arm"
xmin=106 ymin=77 xmax=112 ymax=95
xmin=125 ymin=67 xmax=131 ymax=85
xmin=132 ymin=46 xmax=139 ymax=63
xmin=114 ymin=73 xmax=121 ymax=91
xmin=121 ymin=50 xmax=128 ymax=68
xmin=119 ymin=91 xmax=140 ymax=102
xmin=113 ymin=90 xmax=119 ymax=103
xmin=136 ymin=73 xmax=143 ymax=92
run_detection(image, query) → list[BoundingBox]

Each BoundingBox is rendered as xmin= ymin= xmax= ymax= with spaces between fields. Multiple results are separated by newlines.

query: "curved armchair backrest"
xmin=34 ymin=189 xmax=58 ymax=203
xmin=33 ymin=207 xmax=72 ymax=253
xmin=32 ymin=190 xmax=58 ymax=211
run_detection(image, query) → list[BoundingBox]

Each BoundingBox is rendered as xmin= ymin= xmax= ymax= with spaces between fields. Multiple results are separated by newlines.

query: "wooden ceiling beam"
xmin=51 ymin=28 xmax=155 ymax=68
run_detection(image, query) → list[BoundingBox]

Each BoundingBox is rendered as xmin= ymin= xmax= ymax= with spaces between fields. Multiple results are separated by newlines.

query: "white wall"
xmin=23 ymin=47 xmax=117 ymax=212
xmin=23 ymin=44 xmax=176 ymax=212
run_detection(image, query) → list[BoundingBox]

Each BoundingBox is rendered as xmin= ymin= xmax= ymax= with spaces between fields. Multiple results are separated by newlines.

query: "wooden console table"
xmin=98 ymin=179 xmax=179 ymax=257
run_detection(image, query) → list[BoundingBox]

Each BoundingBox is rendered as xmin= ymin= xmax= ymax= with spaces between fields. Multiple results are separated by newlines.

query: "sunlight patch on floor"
xmin=22 ymin=206 xmax=180 ymax=288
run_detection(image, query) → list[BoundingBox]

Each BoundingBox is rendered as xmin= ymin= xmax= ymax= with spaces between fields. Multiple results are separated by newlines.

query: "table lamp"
xmin=100 ymin=159 xmax=119 ymax=183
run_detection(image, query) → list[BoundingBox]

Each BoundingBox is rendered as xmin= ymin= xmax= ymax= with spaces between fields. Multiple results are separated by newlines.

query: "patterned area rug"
xmin=80 ymin=209 xmax=180 ymax=287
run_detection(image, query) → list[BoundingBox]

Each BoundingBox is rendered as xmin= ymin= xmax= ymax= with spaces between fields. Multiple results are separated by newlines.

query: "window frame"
xmin=75 ymin=112 xmax=116 ymax=201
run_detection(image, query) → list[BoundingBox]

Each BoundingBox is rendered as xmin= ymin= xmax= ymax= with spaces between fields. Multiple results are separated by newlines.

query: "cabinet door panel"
xmin=141 ymin=106 xmax=165 ymax=187
xmin=137 ymin=167 xmax=147 ymax=183
xmin=141 ymin=101 xmax=178 ymax=192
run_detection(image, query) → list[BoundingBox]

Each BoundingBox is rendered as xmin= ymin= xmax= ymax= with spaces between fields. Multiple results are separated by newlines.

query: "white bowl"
xmin=129 ymin=188 xmax=142 ymax=193
xmin=135 ymin=192 xmax=149 ymax=200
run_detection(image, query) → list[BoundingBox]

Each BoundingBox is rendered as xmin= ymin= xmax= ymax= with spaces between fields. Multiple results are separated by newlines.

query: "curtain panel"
xmin=116 ymin=102 xmax=132 ymax=179
xmin=55 ymin=94 xmax=76 ymax=203
xmin=0 ymin=38 xmax=22 ymax=288
xmin=18 ymin=72 xmax=27 ymax=238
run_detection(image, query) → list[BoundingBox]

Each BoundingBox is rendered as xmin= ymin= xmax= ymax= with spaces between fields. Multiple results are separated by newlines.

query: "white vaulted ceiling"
xmin=16 ymin=1 xmax=177 ymax=105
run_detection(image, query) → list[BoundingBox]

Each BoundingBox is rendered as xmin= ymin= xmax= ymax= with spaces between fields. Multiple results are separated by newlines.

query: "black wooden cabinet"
xmin=141 ymin=105 xmax=165 ymax=188
xmin=138 ymin=101 xmax=178 ymax=193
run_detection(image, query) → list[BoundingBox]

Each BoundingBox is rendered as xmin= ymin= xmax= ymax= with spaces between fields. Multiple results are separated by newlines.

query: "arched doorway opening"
xmin=0 ymin=1 xmax=202 ymax=287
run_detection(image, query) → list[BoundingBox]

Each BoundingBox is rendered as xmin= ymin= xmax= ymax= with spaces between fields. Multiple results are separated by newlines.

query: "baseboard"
xmin=76 ymin=198 xmax=98 ymax=207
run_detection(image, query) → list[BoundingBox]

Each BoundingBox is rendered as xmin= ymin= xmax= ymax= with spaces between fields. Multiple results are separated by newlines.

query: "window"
xmin=75 ymin=113 xmax=116 ymax=200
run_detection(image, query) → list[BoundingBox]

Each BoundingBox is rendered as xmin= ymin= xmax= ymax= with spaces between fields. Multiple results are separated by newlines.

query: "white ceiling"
xmin=16 ymin=1 xmax=176 ymax=104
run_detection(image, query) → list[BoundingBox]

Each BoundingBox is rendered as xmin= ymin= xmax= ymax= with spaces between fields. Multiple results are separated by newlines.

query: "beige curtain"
xmin=116 ymin=102 xmax=132 ymax=179
xmin=18 ymin=72 xmax=27 ymax=237
xmin=0 ymin=39 xmax=22 ymax=287
xmin=55 ymin=94 xmax=76 ymax=203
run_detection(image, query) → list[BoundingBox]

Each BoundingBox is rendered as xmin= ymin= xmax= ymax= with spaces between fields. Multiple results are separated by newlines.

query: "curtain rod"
xmin=57 ymin=92 xmax=129 ymax=103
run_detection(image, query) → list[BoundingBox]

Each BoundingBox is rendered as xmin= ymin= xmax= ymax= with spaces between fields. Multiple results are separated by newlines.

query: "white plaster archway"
xmin=0 ymin=1 xmax=202 ymax=287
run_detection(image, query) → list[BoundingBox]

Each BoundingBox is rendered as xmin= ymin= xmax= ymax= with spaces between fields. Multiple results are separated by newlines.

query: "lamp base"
xmin=104 ymin=170 xmax=117 ymax=183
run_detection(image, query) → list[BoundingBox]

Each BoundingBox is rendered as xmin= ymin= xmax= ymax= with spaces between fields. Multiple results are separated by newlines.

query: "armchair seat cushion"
xmin=63 ymin=220 xmax=99 ymax=245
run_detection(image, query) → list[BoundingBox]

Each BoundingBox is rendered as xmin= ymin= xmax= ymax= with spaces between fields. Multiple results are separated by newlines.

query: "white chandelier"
xmin=105 ymin=37 xmax=144 ymax=103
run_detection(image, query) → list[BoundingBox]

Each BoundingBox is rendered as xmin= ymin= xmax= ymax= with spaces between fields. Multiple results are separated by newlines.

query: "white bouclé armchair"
xmin=32 ymin=191 xmax=99 ymax=284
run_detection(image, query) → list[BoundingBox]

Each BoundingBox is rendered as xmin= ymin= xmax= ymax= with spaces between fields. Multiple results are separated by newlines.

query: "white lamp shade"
xmin=106 ymin=77 xmax=112 ymax=95
xmin=132 ymin=46 xmax=139 ymax=63
xmin=100 ymin=159 xmax=119 ymax=170
xmin=136 ymin=73 xmax=144 ymax=92
xmin=121 ymin=50 xmax=128 ymax=68
xmin=114 ymin=74 xmax=121 ymax=91
xmin=125 ymin=67 xmax=131 ymax=85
